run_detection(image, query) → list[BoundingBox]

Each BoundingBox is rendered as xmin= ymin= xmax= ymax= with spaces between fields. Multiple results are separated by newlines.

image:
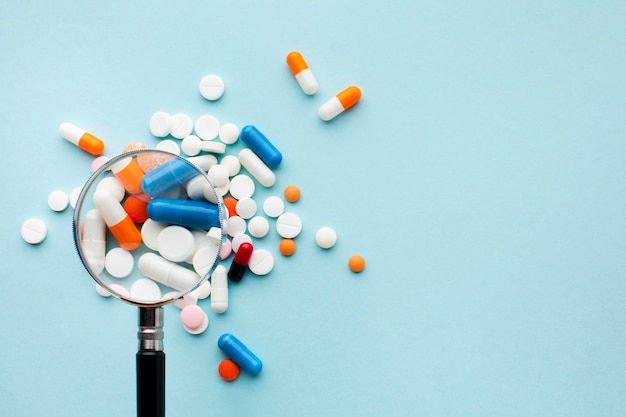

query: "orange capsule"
xmin=59 ymin=122 xmax=105 ymax=155
xmin=319 ymin=86 xmax=361 ymax=121
xmin=93 ymin=188 xmax=142 ymax=250
xmin=286 ymin=51 xmax=318 ymax=95
xmin=110 ymin=156 xmax=145 ymax=194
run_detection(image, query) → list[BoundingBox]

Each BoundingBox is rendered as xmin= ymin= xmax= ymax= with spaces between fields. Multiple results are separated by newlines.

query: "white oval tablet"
xmin=158 ymin=226 xmax=196 ymax=262
xmin=229 ymin=175 xmax=255 ymax=200
xmin=226 ymin=216 xmax=246 ymax=237
xmin=130 ymin=278 xmax=162 ymax=302
xmin=69 ymin=186 xmax=83 ymax=209
xmin=141 ymin=219 xmax=167 ymax=250
xmin=105 ymin=247 xmax=135 ymax=278
xmin=315 ymin=227 xmax=337 ymax=249
xmin=235 ymin=197 xmax=257 ymax=219
xmin=218 ymin=123 xmax=239 ymax=144
xmin=149 ymin=112 xmax=172 ymax=137
xmin=169 ymin=113 xmax=194 ymax=139
xmin=276 ymin=212 xmax=302 ymax=238
xmin=21 ymin=218 xmax=47 ymax=244
xmin=248 ymin=249 xmax=274 ymax=275
xmin=231 ymin=233 xmax=252 ymax=252
xmin=248 ymin=216 xmax=269 ymax=238
xmin=199 ymin=74 xmax=225 ymax=101
xmin=263 ymin=196 xmax=285 ymax=218
xmin=220 ymin=155 xmax=240 ymax=177
xmin=48 ymin=190 xmax=69 ymax=212
xmin=194 ymin=115 xmax=220 ymax=140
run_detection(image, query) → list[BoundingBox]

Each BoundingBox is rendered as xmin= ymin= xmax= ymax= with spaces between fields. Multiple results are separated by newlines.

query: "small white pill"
xmin=21 ymin=218 xmax=47 ymax=244
xmin=210 ymin=265 xmax=228 ymax=313
xmin=263 ymin=196 xmax=284 ymax=218
xmin=206 ymin=227 xmax=222 ymax=244
xmin=141 ymin=219 xmax=167 ymax=251
xmin=174 ymin=291 xmax=198 ymax=309
xmin=315 ymin=227 xmax=337 ymax=249
xmin=182 ymin=135 xmax=226 ymax=156
xmin=226 ymin=216 xmax=246 ymax=237
xmin=248 ymin=216 xmax=269 ymax=238
xmin=104 ymin=247 xmax=134 ymax=278
xmin=108 ymin=283 xmax=131 ymax=298
xmin=48 ymin=190 xmax=69 ymax=212
xmin=195 ymin=280 xmax=212 ymax=299
xmin=96 ymin=176 xmax=125 ymax=202
xmin=194 ymin=115 xmax=220 ymax=140
xmin=69 ymin=186 xmax=83 ymax=209
xmin=156 ymin=139 xmax=180 ymax=155
xmin=235 ymin=197 xmax=257 ymax=219
xmin=231 ymin=233 xmax=252 ymax=252
xmin=169 ymin=113 xmax=194 ymax=139
xmin=229 ymin=174 xmax=255 ymax=200
xmin=208 ymin=164 xmax=229 ymax=187
xmin=186 ymin=154 xmax=218 ymax=172
xmin=248 ymin=249 xmax=274 ymax=275
xmin=130 ymin=278 xmax=162 ymax=302
xmin=276 ymin=212 xmax=302 ymax=238
xmin=158 ymin=225 xmax=196 ymax=262
xmin=149 ymin=112 xmax=172 ymax=137
xmin=192 ymin=243 xmax=221 ymax=277
xmin=220 ymin=155 xmax=241 ymax=177
xmin=218 ymin=123 xmax=239 ymax=144
xmin=199 ymin=74 xmax=225 ymax=101
xmin=95 ymin=283 xmax=112 ymax=297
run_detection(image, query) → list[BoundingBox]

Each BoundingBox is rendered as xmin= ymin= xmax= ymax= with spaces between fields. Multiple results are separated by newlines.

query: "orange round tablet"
xmin=218 ymin=358 xmax=240 ymax=381
xmin=348 ymin=254 xmax=366 ymax=273
xmin=283 ymin=185 xmax=301 ymax=203
xmin=223 ymin=197 xmax=238 ymax=218
xmin=278 ymin=238 xmax=296 ymax=256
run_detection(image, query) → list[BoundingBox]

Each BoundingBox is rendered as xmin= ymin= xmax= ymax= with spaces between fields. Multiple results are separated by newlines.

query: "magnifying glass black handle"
xmin=137 ymin=351 xmax=165 ymax=417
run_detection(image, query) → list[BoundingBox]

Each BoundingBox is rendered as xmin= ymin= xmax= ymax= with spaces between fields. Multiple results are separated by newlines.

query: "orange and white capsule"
xmin=286 ymin=51 xmax=318 ymax=95
xmin=319 ymin=86 xmax=361 ymax=121
xmin=93 ymin=188 xmax=142 ymax=251
xmin=59 ymin=122 xmax=105 ymax=155
xmin=110 ymin=156 xmax=145 ymax=194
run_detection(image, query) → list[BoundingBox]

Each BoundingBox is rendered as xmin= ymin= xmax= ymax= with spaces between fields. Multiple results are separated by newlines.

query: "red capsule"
xmin=228 ymin=242 xmax=253 ymax=282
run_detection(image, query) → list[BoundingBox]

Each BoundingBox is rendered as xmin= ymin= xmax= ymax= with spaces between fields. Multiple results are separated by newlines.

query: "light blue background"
xmin=1 ymin=1 xmax=626 ymax=416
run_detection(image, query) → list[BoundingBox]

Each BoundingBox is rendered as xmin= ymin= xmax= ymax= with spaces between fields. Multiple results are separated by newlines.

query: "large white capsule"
xmin=210 ymin=265 xmax=228 ymax=313
xmin=138 ymin=252 xmax=200 ymax=292
xmin=82 ymin=209 xmax=106 ymax=274
xmin=238 ymin=148 xmax=275 ymax=187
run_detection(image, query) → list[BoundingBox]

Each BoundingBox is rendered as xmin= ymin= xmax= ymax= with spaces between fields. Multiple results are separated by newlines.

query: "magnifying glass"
xmin=72 ymin=149 xmax=226 ymax=417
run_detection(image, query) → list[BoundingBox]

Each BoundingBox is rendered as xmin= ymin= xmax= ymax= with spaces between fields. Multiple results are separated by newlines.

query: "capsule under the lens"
xmin=147 ymin=198 xmax=221 ymax=230
xmin=141 ymin=157 xmax=199 ymax=197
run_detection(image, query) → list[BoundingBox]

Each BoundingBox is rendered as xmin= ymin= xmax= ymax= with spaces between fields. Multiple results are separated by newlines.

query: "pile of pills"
xmin=23 ymin=50 xmax=367 ymax=382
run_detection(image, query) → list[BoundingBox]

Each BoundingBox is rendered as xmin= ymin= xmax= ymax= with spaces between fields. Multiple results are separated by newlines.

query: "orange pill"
xmin=59 ymin=122 xmax=105 ymax=156
xmin=223 ymin=197 xmax=238 ymax=218
xmin=218 ymin=358 xmax=240 ymax=381
xmin=319 ymin=86 xmax=362 ymax=121
xmin=111 ymin=156 xmax=145 ymax=194
xmin=278 ymin=239 xmax=296 ymax=256
xmin=283 ymin=185 xmax=301 ymax=203
xmin=123 ymin=194 xmax=150 ymax=223
xmin=348 ymin=254 xmax=366 ymax=273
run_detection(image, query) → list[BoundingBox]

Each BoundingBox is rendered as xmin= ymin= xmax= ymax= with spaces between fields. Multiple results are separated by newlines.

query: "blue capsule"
xmin=217 ymin=333 xmax=262 ymax=376
xmin=147 ymin=198 xmax=221 ymax=230
xmin=240 ymin=125 xmax=282 ymax=168
xmin=141 ymin=157 xmax=199 ymax=197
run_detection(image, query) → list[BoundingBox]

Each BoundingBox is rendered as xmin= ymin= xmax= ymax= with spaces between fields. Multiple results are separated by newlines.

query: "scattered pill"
xmin=91 ymin=156 xmax=111 ymax=173
xmin=48 ymin=190 xmax=69 ymax=212
xmin=148 ymin=198 xmax=221 ymax=230
xmin=59 ymin=122 xmax=105 ymax=155
xmin=315 ymin=227 xmax=337 ymax=249
xmin=169 ymin=113 xmax=194 ymax=139
xmin=181 ymin=135 xmax=226 ymax=156
xmin=140 ymin=219 xmax=167 ymax=251
xmin=235 ymin=197 xmax=257 ymax=219
xmin=240 ymin=125 xmax=282 ymax=168
xmin=226 ymin=216 xmax=246 ymax=237
xmin=231 ymin=233 xmax=252 ymax=252
xmin=110 ymin=156 xmax=145 ymax=194
xmin=95 ymin=283 xmax=112 ymax=297
xmin=211 ymin=265 xmax=228 ymax=313
xmin=348 ymin=254 xmax=366 ymax=273
xmin=208 ymin=164 xmax=230 ymax=187
xmin=138 ymin=252 xmax=200 ymax=292
xmin=218 ymin=333 xmax=262 ymax=376
xmin=157 ymin=225 xmax=196 ymax=262
xmin=108 ymin=283 xmax=131 ymax=298
xmin=174 ymin=292 xmax=198 ymax=309
xmin=130 ymin=278 xmax=162 ymax=302
xmin=149 ymin=112 xmax=172 ymax=137
xmin=286 ymin=51 xmax=318 ymax=95
xmin=123 ymin=194 xmax=150 ymax=223
xmin=199 ymin=74 xmax=225 ymax=101
xmin=104 ymin=247 xmax=135 ymax=278
xmin=218 ymin=359 xmax=240 ymax=381
xmin=82 ymin=209 xmax=106 ymax=274
xmin=93 ymin=188 xmax=142 ymax=250
xmin=263 ymin=196 xmax=284 ymax=218
xmin=278 ymin=239 xmax=296 ymax=256
xmin=238 ymin=148 xmax=276 ymax=187
xmin=192 ymin=243 xmax=221 ymax=277
xmin=187 ymin=154 xmax=218 ymax=172
xmin=220 ymin=239 xmax=232 ymax=260
xmin=283 ymin=185 xmax=301 ymax=203
xmin=229 ymin=174 xmax=255 ymax=200
xmin=142 ymin=157 xmax=199 ymax=197
xmin=195 ymin=280 xmax=212 ymax=299
xmin=248 ymin=249 xmax=274 ymax=276
xmin=69 ymin=186 xmax=83 ymax=209
xmin=228 ymin=242 xmax=253 ymax=282
xmin=181 ymin=305 xmax=209 ymax=334
xmin=218 ymin=123 xmax=239 ymax=145
xmin=248 ymin=216 xmax=269 ymax=238
xmin=275 ymin=212 xmax=302 ymax=239
xmin=156 ymin=139 xmax=180 ymax=155
xmin=96 ymin=176 xmax=125 ymax=202
xmin=21 ymin=218 xmax=47 ymax=244
xmin=194 ymin=115 xmax=220 ymax=140
xmin=319 ymin=86 xmax=361 ymax=121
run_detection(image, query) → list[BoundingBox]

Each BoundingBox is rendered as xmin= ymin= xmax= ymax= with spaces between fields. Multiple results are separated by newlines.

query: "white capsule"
xmin=210 ymin=265 xmax=228 ymax=313
xmin=82 ymin=209 xmax=106 ymax=275
xmin=138 ymin=252 xmax=200 ymax=292
xmin=238 ymin=148 xmax=275 ymax=187
xmin=96 ymin=176 xmax=125 ymax=202
xmin=186 ymin=154 xmax=218 ymax=172
xmin=181 ymin=135 xmax=225 ymax=156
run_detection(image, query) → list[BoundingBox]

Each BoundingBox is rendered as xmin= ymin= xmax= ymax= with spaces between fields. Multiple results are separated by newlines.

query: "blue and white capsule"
xmin=240 ymin=125 xmax=282 ymax=168
xmin=141 ymin=157 xmax=200 ymax=197
xmin=147 ymin=198 xmax=221 ymax=230
xmin=217 ymin=333 xmax=262 ymax=375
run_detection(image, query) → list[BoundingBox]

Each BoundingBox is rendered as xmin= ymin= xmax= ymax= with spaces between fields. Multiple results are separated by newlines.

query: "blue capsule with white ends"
xmin=218 ymin=333 xmax=263 ymax=375
xmin=240 ymin=125 xmax=282 ymax=168
xmin=141 ymin=157 xmax=199 ymax=197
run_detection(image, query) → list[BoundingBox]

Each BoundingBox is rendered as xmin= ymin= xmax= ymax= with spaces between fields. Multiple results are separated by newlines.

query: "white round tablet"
xmin=229 ymin=175 xmax=255 ymax=200
xmin=69 ymin=186 xmax=83 ymax=209
xmin=158 ymin=226 xmax=196 ymax=262
xmin=194 ymin=115 xmax=220 ymax=140
xmin=263 ymin=196 xmax=285 ymax=218
xmin=169 ymin=113 xmax=194 ymax=139
xmin=248 ymin=249 xmax=274 ymax=275
xmin=199 ymin=74 xmax=225 ymax=101
xmin=315 ymin=227 xmax=337 ymax=249
xmin=130 ymin=278 xmax=162 ymax=302
xmin=105 ymin=247 xmax=135 ymax=278
xmin=235 ymin=197 xmax=257 ymax=219
xmin=149 ymin=112 xmax=172 ymax=137
xmin=156 ymin=139 xmax=180 ymax=155
xmin=220 ymin=155 xmax=241 ymax=177
xmin=174 ymin=292 xmax=198 ymax=309
xmin=48 ymin=190 xmax=69 ymax=212
xmin=218 ymin=123 xmax=239 ymax=145
xmin=231 ymin=233 xmax=252 ymax=252
xmin=195 ymin=280 xmax=212 ymax=299
xmin=208 ymin=164 xmax=229 ymax=186
xmin=141 ymin=219 xmax=167 ymax=251
xmin=206 ymin=227 xmax=222 ymax=244
xmin=95 ymin=283 xmax=112 ymax=297
xmin=276 ymin=212 xmax=302 ymax=238
xmin=21 ymin=218 xmax=47 ymax=244
xmin=181 ymin=135 xmax=202 ymax=156
xmin=248 ymin=216 xmax=270 ymax=238
xmin=108 ymin=283 xmax=130 ymax=298
xmin=192 ymin=244 xmax=220 ymax=277
xmin=226 ymin=216 xmax=246 ymax=237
